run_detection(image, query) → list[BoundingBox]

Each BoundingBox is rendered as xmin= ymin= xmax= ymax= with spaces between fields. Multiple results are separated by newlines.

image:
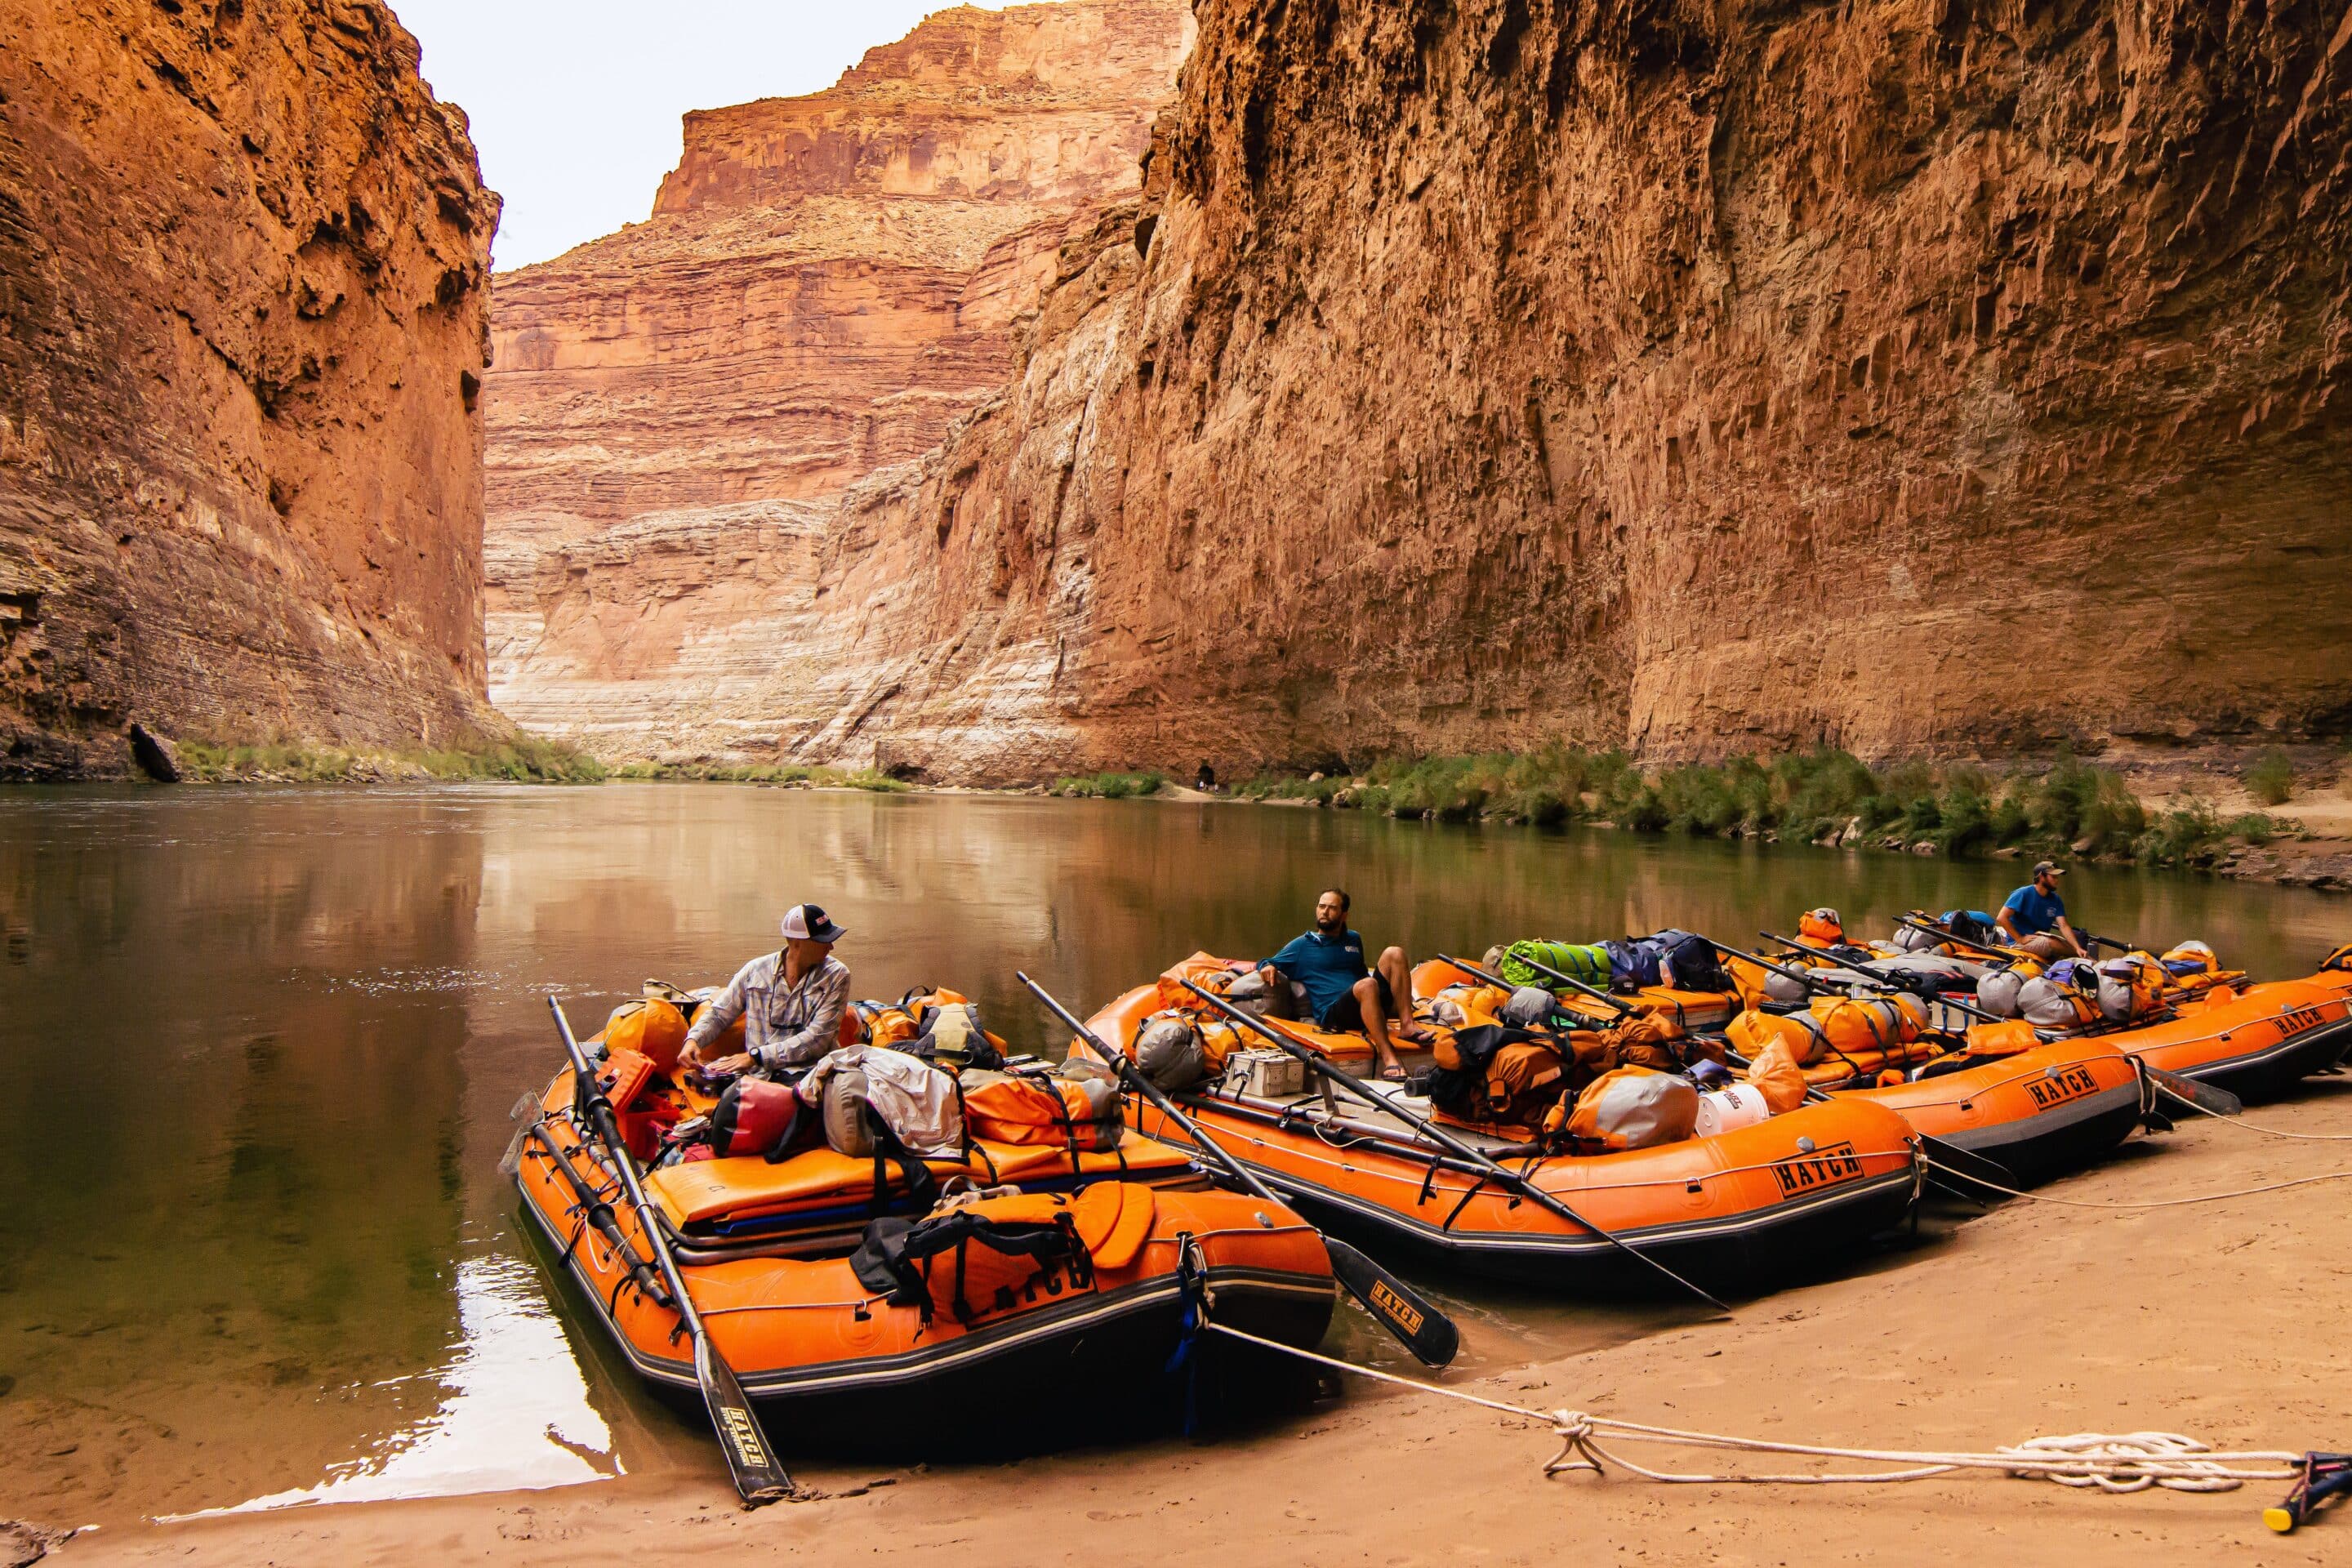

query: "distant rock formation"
xmin=483 ymin=0 xmax=1195 ymax=751
xmin=0 ymin=0 xmax=502 ymax=778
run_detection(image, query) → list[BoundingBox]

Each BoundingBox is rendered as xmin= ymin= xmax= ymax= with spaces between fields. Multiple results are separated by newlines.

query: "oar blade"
xmin=1919 ymin=1134 xmax=2018 ymax=1196
xmin=2148 ymin=1065 xmax=2243 ymax=1118
xmin=695 ymin=1333 xmax=795 ymax=1506
xmin=1325 ymin=1237 xmax=1458 ymax=1368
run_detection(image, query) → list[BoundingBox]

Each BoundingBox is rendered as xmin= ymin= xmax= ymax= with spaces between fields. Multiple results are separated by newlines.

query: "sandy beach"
xmin=38 ymin=1075 xmax=2349 ymax=1568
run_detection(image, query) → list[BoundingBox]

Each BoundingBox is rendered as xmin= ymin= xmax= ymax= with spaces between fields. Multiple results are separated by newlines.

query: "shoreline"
xmin=38 ymin=1078 xmax=2352 ymax=1566
xmin=14 ymin=765 xmax=2346 ymax=894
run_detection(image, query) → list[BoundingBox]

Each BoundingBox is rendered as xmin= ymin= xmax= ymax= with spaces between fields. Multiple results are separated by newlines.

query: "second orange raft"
xmin=1073 ymin=956 xmax=1924 ymax=1294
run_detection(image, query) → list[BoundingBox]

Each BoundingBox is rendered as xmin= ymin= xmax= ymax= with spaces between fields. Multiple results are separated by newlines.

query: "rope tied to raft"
xmin=1199 ymin=1321 xmax=2302 ymax=1494
xmin=1538 ymin=1410 xmax=2296 ymax=1491
xmin=1922 ymin=1155 xmax=2352 ymax=1208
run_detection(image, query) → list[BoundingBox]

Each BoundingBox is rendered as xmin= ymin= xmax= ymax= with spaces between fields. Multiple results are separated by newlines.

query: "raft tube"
xmin=513 ymin=1070 xmax=1334 ymax=1452
xmin=2112 ymin=976 xmax=2352 ymax=1101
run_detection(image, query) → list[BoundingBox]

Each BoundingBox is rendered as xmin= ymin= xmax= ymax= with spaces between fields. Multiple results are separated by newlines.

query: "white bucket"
xmin=1695 ymin=1083 xmax=1774 ymax=1138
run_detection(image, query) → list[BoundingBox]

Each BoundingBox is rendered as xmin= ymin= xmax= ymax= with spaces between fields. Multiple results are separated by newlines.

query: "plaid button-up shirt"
xmin=685 ymin=951 xmax=852 ymax=1071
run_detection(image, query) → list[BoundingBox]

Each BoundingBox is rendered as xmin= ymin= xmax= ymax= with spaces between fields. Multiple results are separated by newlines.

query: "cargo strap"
xmin=1164 ymin=1232 xmax=1208 ymax=1437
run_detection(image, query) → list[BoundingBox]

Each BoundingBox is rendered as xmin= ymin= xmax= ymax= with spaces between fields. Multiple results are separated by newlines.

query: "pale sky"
xmin=389 ymin=1 xmax=1021 ymax=271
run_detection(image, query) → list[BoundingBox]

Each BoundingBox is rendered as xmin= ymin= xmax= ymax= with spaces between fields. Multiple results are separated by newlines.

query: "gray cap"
xmin=2032 ymin=860 xmax=2065 ymax=877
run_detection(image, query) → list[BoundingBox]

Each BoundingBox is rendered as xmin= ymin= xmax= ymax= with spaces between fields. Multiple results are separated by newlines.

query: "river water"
xmin=2 ymin=782 xmax=2341 ymax=1524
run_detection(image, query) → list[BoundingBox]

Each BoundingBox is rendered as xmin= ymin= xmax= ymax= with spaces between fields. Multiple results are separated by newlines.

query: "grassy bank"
xmin=1049 ymin=769 xmax=1166 ymax=799
xmin=176 ymin=736 xmax=605 ymax=784
xmin=1230 ymin=746 xmax=2283 ymax=869
xmin=608 ymin=760 xmax=910 ymax=791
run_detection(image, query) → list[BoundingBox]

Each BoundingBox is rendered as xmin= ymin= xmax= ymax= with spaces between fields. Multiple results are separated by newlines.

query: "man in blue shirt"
xmin=1997 ymin=861 xmax=2085 ymax=961
xmin=1261 ymin=888 xmax=1432 ymax=1079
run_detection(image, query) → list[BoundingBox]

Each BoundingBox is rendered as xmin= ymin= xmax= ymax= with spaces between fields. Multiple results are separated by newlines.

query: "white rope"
xmin=2161 ymin=1090 xmax=2352 ymax=1142
xmin=1924 ymin=1156 xmax=2352 ymax=1208
xmin=1201 ymin=1321 xmax=2301 ymax=1493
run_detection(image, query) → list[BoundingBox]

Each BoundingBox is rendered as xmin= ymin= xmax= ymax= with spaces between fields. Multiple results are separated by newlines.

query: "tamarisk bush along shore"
xmin=1229 ymin=748 xmax=2284 ymax=870
xmin=175 ymin=736 xmax=606 ymax=784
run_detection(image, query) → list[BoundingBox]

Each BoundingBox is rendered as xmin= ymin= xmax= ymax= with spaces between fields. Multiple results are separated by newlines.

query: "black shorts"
xmin=1316 ymin=970 xmax=1394 ymax=1035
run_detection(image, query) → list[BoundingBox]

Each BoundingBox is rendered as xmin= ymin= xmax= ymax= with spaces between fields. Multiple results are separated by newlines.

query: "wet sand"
xmin=42 ymin=1077 xmax=2351 ymax=1568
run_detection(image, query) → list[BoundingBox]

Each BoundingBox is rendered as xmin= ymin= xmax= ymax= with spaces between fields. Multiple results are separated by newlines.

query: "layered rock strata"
xmin=503 ymin=0 xmax=2352 ymax=781
xmin=483 ymin=0 xmax=1196 ymax=736
xmin=0 ymin=0 xmax=501 ymax=777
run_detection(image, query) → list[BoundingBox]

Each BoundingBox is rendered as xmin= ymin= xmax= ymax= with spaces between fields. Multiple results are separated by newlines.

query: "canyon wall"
xmin=500 ymin=0 xmax=2352 ymax=782
xmin=0 ymin=0 xmax=501 ymax=777
xmin=483 ymin=0 xmax=1196 ymax=746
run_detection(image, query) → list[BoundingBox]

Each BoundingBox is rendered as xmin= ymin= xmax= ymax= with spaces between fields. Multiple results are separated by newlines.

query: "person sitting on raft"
xmin=677 ymin=902 xmax=852 ymax=1079
xmin=1997 ymin=861 xmax=2087 ymax=962
xmin=1260 ymin=888 xmax=1433 ymax=1080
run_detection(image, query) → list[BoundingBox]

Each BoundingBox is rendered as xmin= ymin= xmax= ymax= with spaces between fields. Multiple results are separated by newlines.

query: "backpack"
xmin=1653 ymin=930 xmax=1731 ymax=995
xmin=1428 ymin=1023 xmax=1570 ymax=1130
xmin=1944 ymin=910 xmax=1999 ymax=946
xmin=910 ymin=999 xmax=1007 ymax=1071
xmin=1605 ymin=938 xmax=1666 ymax=992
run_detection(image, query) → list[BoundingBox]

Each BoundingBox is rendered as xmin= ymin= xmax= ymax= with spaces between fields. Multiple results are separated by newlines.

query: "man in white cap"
xmin=678 ymin=902 xmax=853 ymax=1077
xmin=1996 ymin=861 xmax=2085 ymax=962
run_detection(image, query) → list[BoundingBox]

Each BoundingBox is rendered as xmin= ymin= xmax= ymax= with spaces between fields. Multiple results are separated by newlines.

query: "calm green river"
xmin=2 ymin=783 xmax=2342 ymax=1524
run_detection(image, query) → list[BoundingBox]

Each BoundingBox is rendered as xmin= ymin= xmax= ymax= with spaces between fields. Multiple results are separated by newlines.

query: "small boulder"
xmin=127 ymin=722 xmax=180 ymax=783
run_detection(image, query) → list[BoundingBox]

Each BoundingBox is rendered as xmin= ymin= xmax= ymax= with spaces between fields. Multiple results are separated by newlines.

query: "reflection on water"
xmin=171 ymin=1257 xmax=617 ymax=1517
xmin=0 ymin=784 xmax=2341 ymax=1523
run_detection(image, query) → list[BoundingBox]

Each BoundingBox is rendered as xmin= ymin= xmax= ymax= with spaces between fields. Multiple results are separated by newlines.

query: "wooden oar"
xmin=520 ymin=1122 xmax=673 ymax=1308
xmin=550 ymin=997 xmax=795 ymax=1507
xmin=1018 ymin=973 xmax=1459 ymax=1368
xmin=1179 ymin=980 xmax=1732 ymax=1315
xmin=1454 ymin=947 xmax=1637 ymax=1018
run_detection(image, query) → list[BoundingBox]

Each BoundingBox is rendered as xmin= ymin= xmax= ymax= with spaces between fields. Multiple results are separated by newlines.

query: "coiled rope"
xmin=1200 ymin=1322 xmax=2300 ymax=1493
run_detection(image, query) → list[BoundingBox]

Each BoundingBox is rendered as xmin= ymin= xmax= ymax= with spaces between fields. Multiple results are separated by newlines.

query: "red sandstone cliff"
xmin=748 ymin=0 xmax=2352 ymax=782
xmin=495 ymin=0 xmax=2352 ymax=782
xmin=0 ymin=0 xmax=501 ymax=777
xmin=482 ymin=0 xmax=1196 ymax=742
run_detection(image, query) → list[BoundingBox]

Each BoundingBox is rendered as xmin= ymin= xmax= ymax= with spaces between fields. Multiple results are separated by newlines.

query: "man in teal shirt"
xmin=1998 ymin=861 xmax=2086 ymax=961
xmin=1261 ymin=888 xmax=1432 ymax=1080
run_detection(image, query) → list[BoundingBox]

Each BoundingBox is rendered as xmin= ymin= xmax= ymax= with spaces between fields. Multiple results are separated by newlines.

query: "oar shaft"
xmin=1181 ymin=980 xmax=1730 ymax=1313
xmin=1896 ymin=915 xmax=2012 ymax=964
xmin=1021 ymin=972 xmax=1463 ymax=1369
xmin=550 ymin=1000 xmax=709 ymax=1339
xmin=1016 ymin=972 xmax=1278 ymax=1208
xmin=523 ymin=1122 xmax=673 ymax=1306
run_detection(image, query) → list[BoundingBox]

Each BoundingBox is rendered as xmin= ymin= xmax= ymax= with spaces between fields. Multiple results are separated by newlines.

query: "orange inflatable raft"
xmin=511 ymin=1045 xmax=1334 ymax=1450
xmin=1422 ymin=959 xmax=2152 ymax=1188
xmin=1073 ymin=958 xmax=1922 ymax=1294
